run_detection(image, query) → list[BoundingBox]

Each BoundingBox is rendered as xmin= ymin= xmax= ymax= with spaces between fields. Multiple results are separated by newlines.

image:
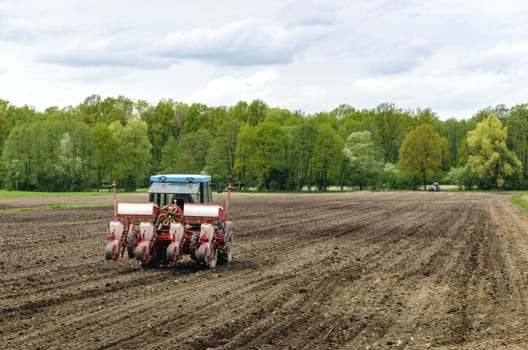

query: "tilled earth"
xmin=1 ymin=192 xmax=528 ymax=349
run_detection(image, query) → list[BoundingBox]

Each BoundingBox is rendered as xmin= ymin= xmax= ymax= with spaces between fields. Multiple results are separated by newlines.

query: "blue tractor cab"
xmin=147 ymin=174 xmax=213 ymax=208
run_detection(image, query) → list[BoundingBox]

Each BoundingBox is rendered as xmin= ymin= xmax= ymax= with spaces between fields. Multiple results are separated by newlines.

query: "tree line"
xmin=0 ymin=96 xmax=526 ymax=192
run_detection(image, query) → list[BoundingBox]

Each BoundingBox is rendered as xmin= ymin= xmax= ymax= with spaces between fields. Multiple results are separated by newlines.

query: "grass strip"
xmin=0 ymin=189 xmax=142 ymax=199
xmin=0 ymin=190 xmax=111 ymax=199
xmin=510 ymin=193 xmax=528 ymax=213
xmin=0 ymin=202 xmax=113 ymax=213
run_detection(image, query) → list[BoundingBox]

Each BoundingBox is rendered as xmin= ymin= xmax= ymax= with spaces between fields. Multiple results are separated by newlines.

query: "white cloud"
xmin=189 ymin=68 xmax=280 ymax=104
xmin=297 ymin=86 xmax=328 ymax=99
xmin=155 ymin=19 xmax=327 ymax=66
xmin=347 ymin=70 xmax=524 ymax=119
xmin=459 ymin=42 xmax=528 ymax=74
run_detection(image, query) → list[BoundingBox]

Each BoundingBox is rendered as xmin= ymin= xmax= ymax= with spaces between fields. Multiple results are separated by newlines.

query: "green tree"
xmin=2 ymin=124 xmax=32 ymax=190
xmin=2 ymin=120 xmax=93 ymax=191
xmin=264 ymin=107 xmax=292 ymax=125
xmin=233 ymin=123 xmax=254 ymax=186
xmin=110 ymin=120 xmax=152 ymax=191
xmin=141 ymin=99 xmax=187 ymax=172
xmin=0 ymin=99 xmax=13 ymax=149
xmin=344 ymin=131 xmax=381 ymax=190
xmin=228 ymin=101 xmax=250 ymax=124
xmin=100 ymin=96 xmax=135 ymax=125
xmin=372 ymin=103 xmax=409 ymax=163
xmin=173 ymin=128 xmax=212 ymax=173
xmin=466 ymin=113 xmax=521 ymax=189
xmin=58 ymin=121 xmax=94 ymax=190
xmin=312 ymin=124 xmax=344 ymax=190
xmin=5 ymin=104 xmax=42 ymax=126
xmin=293 ymin=118 xmax=317 ymax=190
xmin=442 ymin=118 xmax=469 ymax=167
xmin=381 ymin=163 xmax=405 ymax=189
xmin=505 ymin=104 xmax=528 ymax=187
xmin=77 ymin=94 xmax=102 ymax=126
xmin=445 ymin=167 xmax=466 ymax=189
xmin=205 ymin=120 xmax=241 ymax=186
xmin=411 ymin=108 xmax=441 ymax=130
xmin=159 ymin=136 xmax=178 ymax=173
xmin=248 ymin=122 xmax=287 ymax=190
xmin=398 ymin=124 xmax=448 ymax=190
xmin=93 ymin=123 xmax=116 ymax=188
xmin=183 ymin=103 xmax=209 ymax=133
xmin=248 ymin=99 xmax=267 ymax=126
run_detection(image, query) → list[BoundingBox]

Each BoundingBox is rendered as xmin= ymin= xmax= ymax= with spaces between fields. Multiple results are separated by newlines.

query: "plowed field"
xmin=2 ymin=192 xmax=528 ymax=349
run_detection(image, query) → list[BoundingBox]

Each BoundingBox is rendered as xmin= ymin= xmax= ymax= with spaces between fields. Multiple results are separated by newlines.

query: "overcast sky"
xmin=1 ymin=0 xmax=527 ymax=120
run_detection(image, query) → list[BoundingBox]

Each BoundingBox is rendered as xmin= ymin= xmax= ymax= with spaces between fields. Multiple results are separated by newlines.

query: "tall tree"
xmin=77 ymin=94 xmax=102 ymax=126
xmin=159 ymin=136 xmax=178 ymax=173
xmin=398 ymin=124 xmax=448 ymax=190
xmin=0 ymin=99 xmax=13 ymax=149
xmin=248 ymin=122 xmax=287 ymax=190
xmin=248 ymin=99 xmax=267 ymax=126
xmin=505 ymin=104 xmax=528 ymax=187
xmin=312 ymin=124 xmax=344 ymax=190
xmin=173 ymin=128 xmax=212 ymax=174
xmin=2 ymin=120 xmax=93 ymax=191
xmin=100 ymin=96 xmax=135 ymax=125
xmin=372 ymin=103 xmax=409 ymax=163
xmin=228 ymin=101 xmax=250 ymax=123
xmin=205 ymin=120 xmax=241 ymax=186
xmin=141 ymin=99 xmax=188 ymax=172
xmin=183 ymin=103 xmax=209 ymax=133
xmin=93 ymin=123 xmax=116 ymax=188
xmin=344 ymin=131 xmax=381 ymax=190
xmin=466 ymin=113 xmax=521 ymax=189
xmin=442 ymin=118 xmax=468 ymax=168
xmin=109 ymin=120 xmax=152 ymax=191
xmin=293 ymin=118 xmax=317 ymax=190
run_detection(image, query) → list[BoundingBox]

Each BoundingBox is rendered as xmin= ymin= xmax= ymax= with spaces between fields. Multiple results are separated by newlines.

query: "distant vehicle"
xmin=427 ymin=182 xmax=440 ymax=192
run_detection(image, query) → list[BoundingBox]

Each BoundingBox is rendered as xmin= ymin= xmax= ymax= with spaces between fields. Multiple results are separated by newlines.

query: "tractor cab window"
xmin=148 ymin=181 xmax=208 ymax=205
xmin=148 ymin=193 xmax=171 ymax=208
xmin=202 ymin=181 xmax=212 ymax=203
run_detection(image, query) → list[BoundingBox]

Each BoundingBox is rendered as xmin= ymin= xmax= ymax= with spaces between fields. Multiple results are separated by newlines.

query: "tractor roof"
xmin=149 ymin=174 xmax=211 ymax=183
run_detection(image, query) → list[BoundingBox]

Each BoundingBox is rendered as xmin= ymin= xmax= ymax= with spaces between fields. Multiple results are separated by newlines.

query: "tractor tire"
xmin=141 ymin=252 xmax=160 ymax=269
xmin=105 ymin=240 xmax=119 ymax=260
xmin=141 ymin=241 xmax=163 ymax=269
xmin=209 ymin=245 xmax=217 ymax=269
xmin=141 ymin=258 xmax=160 ymax=269
xmin=166 ymin=243 xmax=178 ymax=262
xmin=196 ymin=244 xmax=217 ymax=269
xmin=218 ymin=233 xmax=233 ymax=265
xmin=126 ymin=231 xmax=137 ymax=258
xmin=195 ymin=245 xmax=206 ymax=262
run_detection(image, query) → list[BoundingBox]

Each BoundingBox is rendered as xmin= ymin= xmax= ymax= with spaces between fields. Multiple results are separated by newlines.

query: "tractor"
xmin=105 ymin=174 xmax=233 ymax=268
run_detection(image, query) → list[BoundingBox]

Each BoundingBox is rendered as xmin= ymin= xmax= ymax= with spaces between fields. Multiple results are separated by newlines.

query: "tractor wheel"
xmin=218 ymin=234 xmax=233 ymax=265
xmin=126 ymin=231 xmax=137 ymax=258
xmin=142 ymin=242 xmax=162 ymax=269
xmin=166 ymin=243 xmax=178 ymax=262
xmin=141 ymin=253 xmax=160 ymax=269
xmin=196 ymin=244 xmax=217 ymax=269
xmin=195 ymin=246 xmax=206 ymax=262
xmin=209 ymin=245 xmax=217 ymax=269
xmin=105 ymin=241 xmax=118 ymax=260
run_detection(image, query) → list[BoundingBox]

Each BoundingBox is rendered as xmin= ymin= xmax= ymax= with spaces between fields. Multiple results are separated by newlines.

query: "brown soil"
xmin=1 ymin=191 xmax=528 ymax=349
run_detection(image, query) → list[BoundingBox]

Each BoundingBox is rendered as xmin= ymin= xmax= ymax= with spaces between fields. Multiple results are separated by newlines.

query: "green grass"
xmin=0 ymin=190 xmax=118 ymax=199
xmin=0 ymin=202 xmax=113 ymax=213
xmin=510 ymin=193 xmax=528 ymax=213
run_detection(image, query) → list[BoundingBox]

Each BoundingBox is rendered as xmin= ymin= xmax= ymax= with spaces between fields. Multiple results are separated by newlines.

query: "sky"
xmin=1 ymin=0 xmax=528 ymax=120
